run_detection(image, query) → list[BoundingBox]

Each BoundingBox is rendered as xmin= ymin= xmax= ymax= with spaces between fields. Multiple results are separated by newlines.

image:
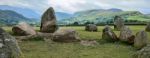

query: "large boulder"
xmin=52 ymin=29 xmax=80 ymax=42
xmin=145 ymin=22 xmax=150 ymax=32
xmin=133 ymin=45 xmax=150 ymax=58
xmin=85 ymin=24 xmax=97 ymax=32
xmin=15 ymin=32 xmax=53 ymax=41
xmin=102 ymin=25 xmax=118 ymax=42
xmin=119 ymin=26 xmax=135 ymax=44
xmin=40 ymin=7 xmax=58 ymax=33
xmin=134 ymin=31 xmax=147 ymax=49
xmin=12 ymin=22 xmax=36 ymax=36
xmin=114 ymin=16 xmax=124 ymax=30
xmin=0 ymin=28 xmax=22 ymax=58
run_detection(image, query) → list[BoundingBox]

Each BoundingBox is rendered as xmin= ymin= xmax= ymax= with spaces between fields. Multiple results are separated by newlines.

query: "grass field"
xmin=2 ymin=25 xmax=150 ymax=58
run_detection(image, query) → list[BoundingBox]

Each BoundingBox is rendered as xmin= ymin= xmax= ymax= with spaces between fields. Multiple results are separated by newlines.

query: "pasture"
xmin=2 ymin=25 xmax=150 ymax=58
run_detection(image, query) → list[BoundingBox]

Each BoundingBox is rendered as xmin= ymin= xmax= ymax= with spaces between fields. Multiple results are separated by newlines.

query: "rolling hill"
xmin=0 ymin=9 xmax=36 ymax=26
xmin=0 ymin=5 xmax=77 ymax=21
xmin=55 ymin=12 xmax=73 ymax=20
xmin=0 ymin=6 xmax=149 ymax=26
xmin=0 ymin=5 xmax=40 ymax=19
xmin=59 ymin=8 xmax=150 ymax=25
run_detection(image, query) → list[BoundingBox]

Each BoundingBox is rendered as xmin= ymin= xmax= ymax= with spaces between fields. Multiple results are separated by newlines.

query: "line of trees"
xmin=69 ymin=20 xmax=147 ymax=26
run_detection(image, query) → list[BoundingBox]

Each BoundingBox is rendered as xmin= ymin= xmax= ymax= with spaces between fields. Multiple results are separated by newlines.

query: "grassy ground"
xmin=2 ymin=25 xmax=150 ymax=58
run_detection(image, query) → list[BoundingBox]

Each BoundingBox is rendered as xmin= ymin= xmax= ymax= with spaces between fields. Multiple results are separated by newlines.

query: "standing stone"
xmin=52 ymin=29 xmax=80 ymax=42
xmin=0 ymin=28 xmax=22 ymax=58
xmin=114 ymin=16 xmax=124 ymax=30
xmin=102 ymin=25 xmax=118 ymax=42
xmin=133 ymin=45 xmax=150 ymax=58
xmin=12 ymin=22 xmax=36 ymax=36
xmin=119 ymin=26 xmax=135 ymax=44
xmin=85 ymin=24 xmax=97 ymax=32
xmin=40 ymin=7 xmax=58 ymax=33
xmin=145 ymin=22 xmax=150 ymax=32
xmin=134 ymin=31 xmax=147 ymax=49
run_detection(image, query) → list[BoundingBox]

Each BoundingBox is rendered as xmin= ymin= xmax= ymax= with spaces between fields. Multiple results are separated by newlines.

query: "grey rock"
xmin=15 ymin=32 xmax=53 ymax=41
xmin=0 ymin=28 xmax=22 ymax=58
xmin=80 ymin=40 xmax=99 ymax=46
xmin=52 ymin=29 xmax=80 ymax=42
xmin=145 ymin=22 xmax=150 ymax=32
xmin=119 ymin=26 xmax=135 ymax=44
xmin=134 ymin=31 xmax=147 ymax=49
xmin=102 ymin=25 xmax=118 ymax=42
xmin=12 ymin=22 xmax=36 ymax=36
xmin=114 ymin=16 xmax=124 ymax=30
xmin=40 ymin=7 xmax=58 ymax=33
xmin=133 ymin=45 xmax=150 ymax=58
xmin=85 ymin=24 xmax=97 ymax=32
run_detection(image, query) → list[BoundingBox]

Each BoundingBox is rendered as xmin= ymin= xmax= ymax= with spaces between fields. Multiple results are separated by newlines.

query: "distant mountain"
xmin=74 ymin=8 xmax=123 ymax=17
xmin=107 ymin=8 xmax=123 ymax=12
xmin=55 ymin=12 xmax=73 ymax=20
xmin=60 ymin=8 xmax=149 ymax=25
xmin=0 ymin=5 xmax=40 ymax=19
xmin=146 ymin=14 xmax=150 ymax=16
xmin=0 ymin=9 xmax=35 ymax=26
xmin=0 ymin=5 xmax=76 ymax=21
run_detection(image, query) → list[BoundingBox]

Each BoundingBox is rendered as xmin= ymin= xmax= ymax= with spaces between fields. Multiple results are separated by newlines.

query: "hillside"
xmin=0 ymin=9 xmax=35 ymax=26
xmin=59 ymin=9 xmax=150 ymax=25
xmin=0 ymin=5 xmax=40 ymax=19
xmin=146 ymin=14 xmax=150 ymax=16
xmin=0 ymin=5 xmax=79 ymax=21
xmin=74 ymin=8 xmax=123 ymax=16
xmin=56 ymin=12 xmax=73 ymax=20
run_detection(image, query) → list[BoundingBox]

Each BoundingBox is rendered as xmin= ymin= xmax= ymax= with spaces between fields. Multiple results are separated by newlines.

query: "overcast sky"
xmin=0 ymin=0 xmax=150 ymax=14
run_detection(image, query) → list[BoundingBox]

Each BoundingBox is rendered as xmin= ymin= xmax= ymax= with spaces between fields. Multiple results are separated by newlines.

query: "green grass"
xmin=2 ymin=25 xmax=150 ymax=58
xmin=128 ymin=15 xmax=150 ymax=21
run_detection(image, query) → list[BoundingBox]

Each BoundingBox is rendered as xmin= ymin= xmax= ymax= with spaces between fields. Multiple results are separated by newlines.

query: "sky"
xmin=0 ymin=0 xmax=150 ymax=14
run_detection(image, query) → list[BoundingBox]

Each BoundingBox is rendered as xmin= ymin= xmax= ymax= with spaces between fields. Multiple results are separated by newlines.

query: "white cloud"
xmin=48 ymin=0 xmax=91 ymax=13
xmin=47 ymin=0 xmax=150 ymax=14
xmin=0 ymin=0 xmax=49 ymax=14
xmin=0 ymin=0 xmax=150 ymax=14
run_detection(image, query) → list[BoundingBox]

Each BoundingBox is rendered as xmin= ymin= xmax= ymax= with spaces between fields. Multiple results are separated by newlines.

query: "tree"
xmin=84 ymin=21 xmax=94 ymax=25
xmin=73 ymin=22 xmax=79 ymax=25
